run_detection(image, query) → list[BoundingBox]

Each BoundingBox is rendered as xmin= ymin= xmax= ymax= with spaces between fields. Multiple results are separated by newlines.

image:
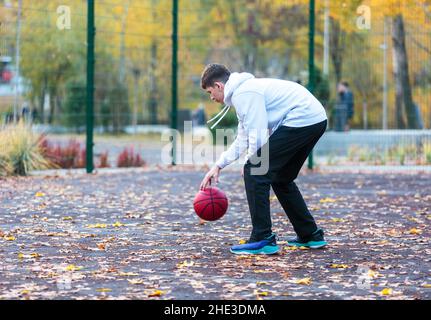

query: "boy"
xmin=199 ymin=63 xmax=328 ymax=255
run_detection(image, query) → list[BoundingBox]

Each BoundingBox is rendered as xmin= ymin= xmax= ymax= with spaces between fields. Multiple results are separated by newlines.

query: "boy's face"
xmin=205 ymin=82 xmax=224 ymax=104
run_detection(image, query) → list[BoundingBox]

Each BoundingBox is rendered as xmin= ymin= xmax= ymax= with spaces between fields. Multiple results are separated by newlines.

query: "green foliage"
xmin=63 ymin=79 xmax=86 ymax=132
xmin=314 ymin=67 xmax=331 ymax=107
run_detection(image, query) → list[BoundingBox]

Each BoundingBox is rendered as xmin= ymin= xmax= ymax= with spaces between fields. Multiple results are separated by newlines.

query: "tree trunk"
xmin=329 ymin=18 xmax=344 ymax=84
xmin=48 ymin=90 xmax=55 ymax=124
xmin=149 ymin=41 xmax=158 ymax=124
xmin=392 ymin=14 xmax=421 ymax=129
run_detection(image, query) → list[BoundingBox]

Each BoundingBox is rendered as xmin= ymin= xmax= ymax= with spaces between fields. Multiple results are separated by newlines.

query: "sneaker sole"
xmin=287 ymin=241 xmax=327 ymax=249
xmin=230 ymin=245 xmax=280 ymax=255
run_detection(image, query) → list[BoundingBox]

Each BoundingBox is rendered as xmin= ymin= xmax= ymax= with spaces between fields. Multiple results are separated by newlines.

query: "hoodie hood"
xmin=223 ymin=72 xmax=255 ymax=106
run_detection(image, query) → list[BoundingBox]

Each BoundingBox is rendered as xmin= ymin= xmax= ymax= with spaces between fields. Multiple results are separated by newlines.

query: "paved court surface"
xmin=0 ymin=167 xmax=430 ymax=300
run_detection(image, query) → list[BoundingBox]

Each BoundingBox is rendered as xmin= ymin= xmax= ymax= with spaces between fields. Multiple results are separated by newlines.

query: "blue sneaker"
xmin=230 ymin=233 xmax=280 ymax=255
xmin=287 ymin=228 xmax=327 ymax=249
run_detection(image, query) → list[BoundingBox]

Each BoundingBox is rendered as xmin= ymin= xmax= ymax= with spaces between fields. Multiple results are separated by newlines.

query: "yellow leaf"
xmin=30 ymin=253 xmax=41 ymax=258
xmin=294 ymin=278 xmax=312 ymax=285
xmin=148 ymin=290 xmax=164 ymax=297
xmin=408 ymin=228 xmax=422 ymax=235
xmin=380 ymin=288 xmax=393 ymax=295
xmin=65 ymin=264 xmax=83 ymax=272
xmin=256 ymin=281 xmax=268 ymax=285
xmin=368 ymin=270 xmax=380 ymax=278
xmin=97 ymin=243 xmax=106 ymax=250
xmin=21 ymin=290 xmax=30 ymax=295
xmin=238 ymin=239 xmax=247 ymax=245
xmin=4 ymin=236 xmax=15 ymax=241
xmin=331 ymin=218 xmax=345 ymax=223
xmin=319 ymin=197 xmax=336 ymax=203
xmin=87 ymin=223 xmax=107 ymax=229
xmin=35 ymin=192 xmax=45 ymax=197
xmin=112 ymin=221 xmax=125 ymax=228
xmin=254 ymin=290 xmax=268 ymax=296
xmin=299 ymin=246 xmax=310 ymax=250
xmin=63 ymin=216 xmax=73 ymax=221
xmin=330 ymin=264 xmax=349 ymax=269
xmin=96 ymin=288 xmax=112 ymax=293
xmin=422 ymin=284 xmax=431 ymax=288
xmin=18 ymin=253 xmax=24 ymax=259
xmin=176 ymin=260 xmax=194 ymax=268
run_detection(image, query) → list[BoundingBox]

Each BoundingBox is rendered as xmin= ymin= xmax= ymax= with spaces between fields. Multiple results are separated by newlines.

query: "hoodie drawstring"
xmin=206 ymin=105 xmax=231 ymax=130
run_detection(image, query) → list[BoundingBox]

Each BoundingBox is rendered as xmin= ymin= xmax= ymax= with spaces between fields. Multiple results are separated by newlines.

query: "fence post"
xmin=86 ymin=0 xmax=95 ymax=173
xmin=171 ymin=0 xmax=179 ymax=165
xmin=308 ymin=0 xmax=315 ymax=170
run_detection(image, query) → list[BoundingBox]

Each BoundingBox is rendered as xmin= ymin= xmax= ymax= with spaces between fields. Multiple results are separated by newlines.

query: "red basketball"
xmin=193 ymin=187 xmax=228 ymax=221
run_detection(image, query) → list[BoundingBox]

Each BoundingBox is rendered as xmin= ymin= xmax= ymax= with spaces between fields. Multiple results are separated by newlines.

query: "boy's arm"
xmin=236 ymin=92 xmax=269 ymax=164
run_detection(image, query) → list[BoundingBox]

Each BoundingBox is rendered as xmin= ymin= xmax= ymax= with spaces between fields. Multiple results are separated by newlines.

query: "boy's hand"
xmin=200 ymin=165 xmax=221 ymax=190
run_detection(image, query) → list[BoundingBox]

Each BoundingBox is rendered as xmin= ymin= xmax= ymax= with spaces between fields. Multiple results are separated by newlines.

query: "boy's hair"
xmin=200 ymin=63 xmax=231 ymax=89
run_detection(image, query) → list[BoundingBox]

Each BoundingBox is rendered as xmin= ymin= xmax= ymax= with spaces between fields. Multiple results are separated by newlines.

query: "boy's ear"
xmin=215 ymin=81 xmax=224 ymax=89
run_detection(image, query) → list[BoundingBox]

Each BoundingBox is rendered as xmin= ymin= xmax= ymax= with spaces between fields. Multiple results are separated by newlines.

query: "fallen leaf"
xmin=319 ymin=197 xmax=336 ymax=203
xmin=380 ymin=288 xmax=393 ymax=295
xmin=87 ymin=223 xmax=107 ymax=229
xmin=97 ymin=243 xmax=106 ymax=250
xmin=35 ymin=192 xmax=45 ymax=197
xmin=408 ymin=228 xmax=422 ymax=235
xmin=4 ymin=236 xmax=16 ymax=241
xmin=63 ymin=216 xmax=73 ymax=221
xmin=330 ymin=264 xmax=349 ymax=269
xmin=65 ymin=264 xmax=83 ymax=272
xmin=238 ymin=239 xmax=247 ymax=245
xmin=96 ymin=288 xmax=112 ymax=293
xmin=112 ymin=221 xmax=125 ymax=228
xmin=294 ymin=278 xmax=312 ymax=285
xmin=176 ymin=260 xmax=194 ymax=268
xmin=254 ymin=290 xmax=268 ymax=297
xmin=148 ymin=290 xmax=164 ymax=297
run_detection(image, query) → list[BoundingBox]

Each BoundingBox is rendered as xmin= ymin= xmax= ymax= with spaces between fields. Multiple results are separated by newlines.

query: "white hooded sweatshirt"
xmin=215 ymin=72 xmax=327 ymax=169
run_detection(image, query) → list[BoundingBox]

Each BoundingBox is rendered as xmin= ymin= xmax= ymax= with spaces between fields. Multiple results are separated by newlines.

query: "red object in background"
xmin=193 ymin=187 xmax=228 ymax=221
xmin=1 ymin=70 xmax=12 ymax=83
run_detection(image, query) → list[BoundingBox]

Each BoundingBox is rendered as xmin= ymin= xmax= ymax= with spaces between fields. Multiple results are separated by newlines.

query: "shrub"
xmin=0 ymin=122 xmax=52 ymax=176
xmin=423 ymin=142 xmax=431 ymax=164
xmin=117 ymin=147 xmax=145 ymax=167
xmin=41 ymin=138 xmax=86 ymax=169
xmin=98 ymin=151 xmax=110 ymax=168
